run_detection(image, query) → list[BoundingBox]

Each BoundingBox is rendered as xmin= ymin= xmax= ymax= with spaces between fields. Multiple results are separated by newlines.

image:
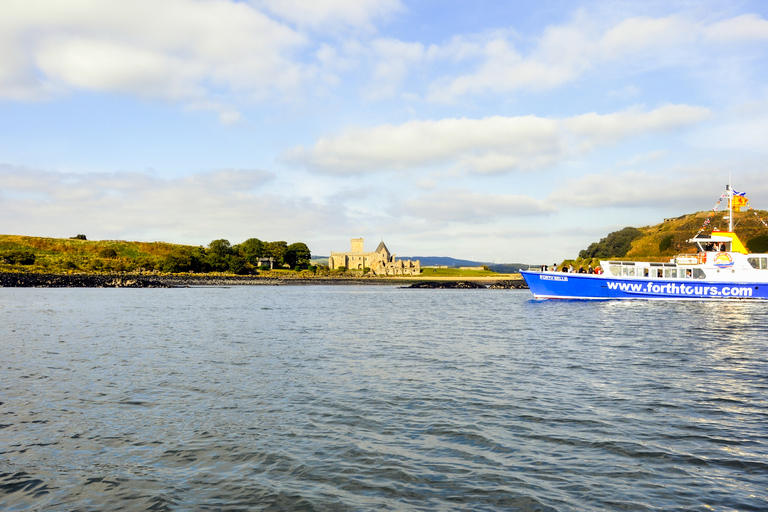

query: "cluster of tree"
xmin=578 ymin=227 xmax=642 ymax=259
xmin=0 ymin=250 xmax=36 ymax=265
xmin=154 ymin=238 xmax=312 ymax=274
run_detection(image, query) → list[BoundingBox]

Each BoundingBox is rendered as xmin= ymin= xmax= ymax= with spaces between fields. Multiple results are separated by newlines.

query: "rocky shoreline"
xmin=405 ymin=280 xmax=528 ymax=289
xmin=0 ymin=272 xmax=528 ymax=288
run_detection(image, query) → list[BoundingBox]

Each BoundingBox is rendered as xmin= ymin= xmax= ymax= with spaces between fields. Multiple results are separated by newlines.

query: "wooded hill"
xmin=0 ymin=235 xmax=311 ymax=275
xmin=569 ymin=209 xmax=768 ymax=269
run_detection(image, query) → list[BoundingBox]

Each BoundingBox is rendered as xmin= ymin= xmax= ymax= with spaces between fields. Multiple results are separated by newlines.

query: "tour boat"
xmin=520 ymin=185 xmax=768 ymax=300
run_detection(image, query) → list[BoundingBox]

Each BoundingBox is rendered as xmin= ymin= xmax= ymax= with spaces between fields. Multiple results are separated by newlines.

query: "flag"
xmin=732 ymin=190 xmax=748 ymax=210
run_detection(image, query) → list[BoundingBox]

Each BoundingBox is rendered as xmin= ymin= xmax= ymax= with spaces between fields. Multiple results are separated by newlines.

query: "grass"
xmin=418 ymin=267 xmax=500 ymax=277
xmin=0 ymin=234 xmax=200 ymax=274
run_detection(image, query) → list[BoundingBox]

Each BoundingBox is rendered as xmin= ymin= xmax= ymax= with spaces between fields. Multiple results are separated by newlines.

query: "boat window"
xmin=643 ymin=268 xmax=649 ymax=277
xmin=665 ymin=268 xmax=677 ymax=278
xmin=748 ymin=257 xmax=760 ymax=269
xmin=693 ymin=268 xmax=706 ymax=279
xmin=610 ymin=265 xmax=621 ymax=276
xmin=656 ymin=269 xmax=663 ymax=278
xmin=622 ymin=267 xmax=635 ymax=277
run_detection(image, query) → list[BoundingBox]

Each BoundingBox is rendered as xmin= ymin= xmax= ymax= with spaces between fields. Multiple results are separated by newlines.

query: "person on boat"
xmin=552 ymin=264 xmax=558 ymax=272
xmin=720 ymin=243 xmax=726 ymax=251
xmin=578 ymin=266 xmax=586 ymax=273
xmin=568 ymin=264 xmax=574 ymax=273
xmin=588 ymin=265 xmax=594 ymax=274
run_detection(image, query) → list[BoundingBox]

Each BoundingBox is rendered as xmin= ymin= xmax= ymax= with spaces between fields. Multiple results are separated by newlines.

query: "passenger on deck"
xmin=578 ymin=266 xmax=586 ymax=273
xmin=720 ymin=243 xmax=726 ymax=251
xmin=588 ymin=265 xmax=594 ymax=274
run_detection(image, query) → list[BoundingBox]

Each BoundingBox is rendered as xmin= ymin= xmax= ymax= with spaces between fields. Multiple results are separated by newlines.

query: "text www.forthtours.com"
xmin=606 ymin=281 xmax=753 ymax=297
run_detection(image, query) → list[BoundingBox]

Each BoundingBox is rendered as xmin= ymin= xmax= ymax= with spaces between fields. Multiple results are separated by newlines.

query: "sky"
xmin=2 ymin=0 xmax=768 ymax=263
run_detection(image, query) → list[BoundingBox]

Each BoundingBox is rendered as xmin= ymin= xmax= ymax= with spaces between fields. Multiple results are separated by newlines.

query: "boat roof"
xmin=687 ymin=235 xmax=733 ymax=243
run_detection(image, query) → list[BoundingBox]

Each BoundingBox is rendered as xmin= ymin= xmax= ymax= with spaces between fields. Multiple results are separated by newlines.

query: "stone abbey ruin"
xmin=329 ymin=239 xmax=421 ymax=276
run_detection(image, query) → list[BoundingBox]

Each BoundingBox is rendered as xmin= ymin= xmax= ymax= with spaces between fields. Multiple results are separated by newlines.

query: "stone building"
xmin=329 ymin=238 xmax=421 ymax=276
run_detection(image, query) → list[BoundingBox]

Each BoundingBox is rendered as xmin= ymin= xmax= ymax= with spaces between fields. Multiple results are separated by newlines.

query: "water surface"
xmin=1 ymin=286 xmax=767 ymax=510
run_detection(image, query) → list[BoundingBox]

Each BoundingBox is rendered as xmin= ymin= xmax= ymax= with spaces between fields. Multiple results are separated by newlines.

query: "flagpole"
xmin=729 ymin=173 xmax=733 ymax=232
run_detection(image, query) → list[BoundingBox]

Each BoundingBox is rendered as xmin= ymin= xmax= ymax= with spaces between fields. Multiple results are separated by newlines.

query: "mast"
xmin=728 ymin=173 xmax=733 ymax=232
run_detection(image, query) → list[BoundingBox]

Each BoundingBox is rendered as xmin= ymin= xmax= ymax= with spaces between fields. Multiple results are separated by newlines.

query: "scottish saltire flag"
xmin=732 ymin=190 xmax=748 ymax=210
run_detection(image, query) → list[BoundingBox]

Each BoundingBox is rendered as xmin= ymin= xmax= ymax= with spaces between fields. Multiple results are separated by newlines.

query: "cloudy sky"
xmin=2 ymin=0 xmax=768 ymax=263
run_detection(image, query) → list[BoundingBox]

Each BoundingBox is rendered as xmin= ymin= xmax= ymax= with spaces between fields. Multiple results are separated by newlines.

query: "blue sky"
xmin=2 ymin=0 xmax=768 ymax=263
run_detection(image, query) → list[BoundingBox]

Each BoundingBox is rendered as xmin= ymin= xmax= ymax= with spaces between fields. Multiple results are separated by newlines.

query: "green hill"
xmin=0 ymin=234 xmax=311 ymax=275
xmin=567 ymin=209 xmax=768 ymax=269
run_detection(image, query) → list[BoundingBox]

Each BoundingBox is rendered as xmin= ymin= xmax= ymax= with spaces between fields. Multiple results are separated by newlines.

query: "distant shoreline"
xmin=0 ymin=272 xmax=526 ymax=288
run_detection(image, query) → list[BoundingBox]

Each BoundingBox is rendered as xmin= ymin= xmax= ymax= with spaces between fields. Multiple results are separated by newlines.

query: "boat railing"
xmin=676 ymin=254 xmax=702 ymax=265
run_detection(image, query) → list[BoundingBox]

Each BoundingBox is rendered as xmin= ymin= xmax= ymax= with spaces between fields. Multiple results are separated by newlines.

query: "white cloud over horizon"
xmin=283 ymin=105 xmax=711 ymax=175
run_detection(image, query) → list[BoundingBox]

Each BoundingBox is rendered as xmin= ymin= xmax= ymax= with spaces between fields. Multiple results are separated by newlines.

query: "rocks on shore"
xmin=0 ymin=273 xmax=171 ymax=288
xmin=487 ymin=280 xmax=529 ymax=289
xmin=0 ymin=272 xmax=529 ymax=289
xmin=406 ymin=280 xmax=528 ymax=289
xmin=405 ymin=281 xmax=487 ymax=289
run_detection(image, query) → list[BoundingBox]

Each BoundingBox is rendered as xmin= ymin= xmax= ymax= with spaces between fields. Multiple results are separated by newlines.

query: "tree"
xmin=265 ymin=241 xmax=288 ymax=266
xmin=206 ymin=239 xmax=233 ymax=271
xmin=284 ymin=242 xmax=311 ymax=268
xmin=578 ymin=227 xmax=642 ymax=259
xmin=234 ymin=238 xmax=265 ymax=266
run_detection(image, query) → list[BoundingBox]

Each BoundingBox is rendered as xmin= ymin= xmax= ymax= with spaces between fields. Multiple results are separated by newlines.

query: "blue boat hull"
xmin=520 ymin=271 xmax=768 ymax=300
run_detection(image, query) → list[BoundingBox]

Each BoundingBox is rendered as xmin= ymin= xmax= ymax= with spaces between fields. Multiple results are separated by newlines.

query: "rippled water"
xmin=1 ymin=286 xmax=767 ymax=511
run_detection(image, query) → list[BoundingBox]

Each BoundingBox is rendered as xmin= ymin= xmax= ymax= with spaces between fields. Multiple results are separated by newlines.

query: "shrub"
xmin=747 ymin=234 xmax=768 ymax=253
xmin=258 ymin=265 xmax=270 ymax=271
xmin=98 ymin=247 xmax=118 ymax=259
xmin=659 ymin=234 xmax=675 ymax=252
xmin=578 ymin=227 xmax=642 ymax=259
xmin=229 ymin=256 xmax=249 ymax=275
xmin=337 ymin=266 xmax=347 ymax=271
xmin=2 ymin=250 xmax=36 ymax=265
xmin=71 ymin=234 xmax=87 ymax=240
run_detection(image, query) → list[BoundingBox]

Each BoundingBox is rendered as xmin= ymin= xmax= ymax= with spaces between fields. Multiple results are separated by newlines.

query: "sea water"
xmin=1 ymin=286 xmax=767 ymax=511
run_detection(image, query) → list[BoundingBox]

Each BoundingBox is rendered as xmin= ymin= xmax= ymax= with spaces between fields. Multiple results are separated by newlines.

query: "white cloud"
xmin=256 ymin=0 xmax=403 ymax=32
xmin=0 ymin=166 xmax=343 ymax=243
xmin=547 ymin=169 xmax=750 ymax=209
xmin=0 ymin=0 xmax=307 ymax=108
xmin=420 ymin=12 xmax=768 ymax=102
xmin=397 ymin=190 xmax=555 ymax=224
xmin=283 ymin=104 xmax=711 ymax=175
xmin=704 ymin=14 xmax=768 ymax=42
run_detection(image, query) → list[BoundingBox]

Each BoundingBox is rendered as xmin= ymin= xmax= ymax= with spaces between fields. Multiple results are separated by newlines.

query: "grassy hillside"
xmin=0 ymin=235 xmax=200 ymax=274
xmin=566 ymin=209 xmax=768 ymax=269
